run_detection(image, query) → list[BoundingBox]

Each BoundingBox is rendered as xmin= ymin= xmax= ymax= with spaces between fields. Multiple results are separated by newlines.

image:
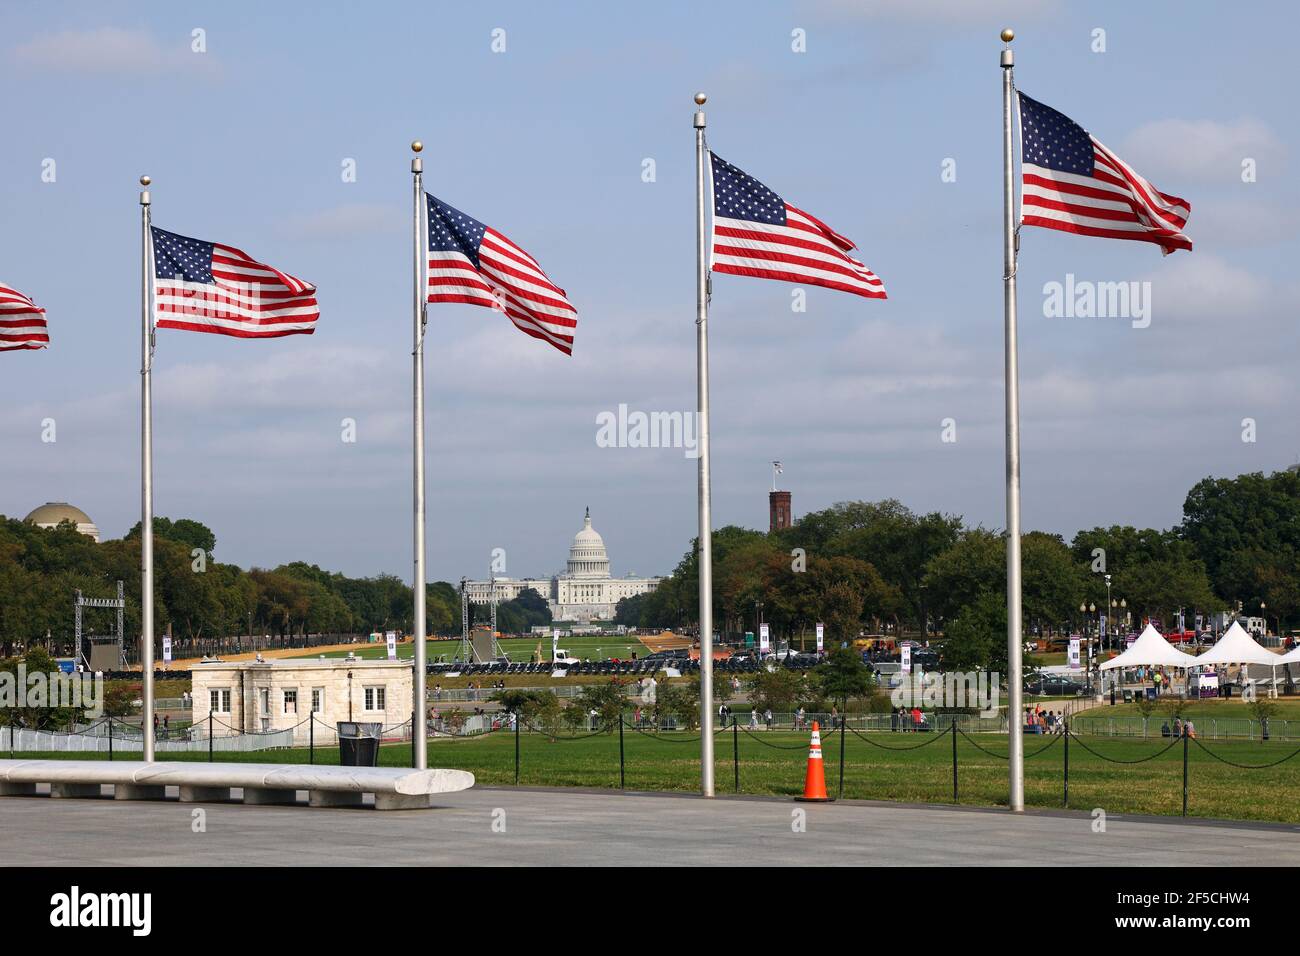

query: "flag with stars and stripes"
xmin=0 ymin=280 xmax=48 ymax=351
xmin=424 ymin=193 xmax=577 ymax=356
xmin=1018 ymin=92 xmax=1192 ymax=255
xmin=708 ymin=152 xmax=886 ymax=300
xmin=150 ymin=226 xmax=319 ymax=338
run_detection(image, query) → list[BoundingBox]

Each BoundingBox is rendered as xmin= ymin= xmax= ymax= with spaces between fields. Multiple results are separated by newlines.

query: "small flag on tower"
xmin=150 ymin=227 xmax=320 ymax=337
xmin=0 ymin=280 xmax=48 ymax=351
xmin=709 ymin=152 xmax=886 ymax=300
xmin=424 ymin=193 xmax=578 ymax=356
xmin=1018 ymin=92 xmax=1192 ymax=255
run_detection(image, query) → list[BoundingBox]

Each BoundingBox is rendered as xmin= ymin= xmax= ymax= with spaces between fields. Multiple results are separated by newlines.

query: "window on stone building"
xmin=284 ymin=688 xmax=298 ymax=714
xmin=311 ymin=687 xmax=323 ymax=713
xmin=209 ymin=688 xmax=231 ymax=714
xmin=364 ymin=685 xmax=386 ymax=711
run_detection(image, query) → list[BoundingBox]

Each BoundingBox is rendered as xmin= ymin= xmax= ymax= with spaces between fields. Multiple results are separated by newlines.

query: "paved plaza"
xmin=2 ymin=785 xmax=1296 ymax=866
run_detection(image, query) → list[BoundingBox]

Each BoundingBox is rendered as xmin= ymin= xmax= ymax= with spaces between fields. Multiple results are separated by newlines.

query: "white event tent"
xmin=1195 ymin=622 xmax=1283 ymax=696
xmin=1194 ymin=622 xmax=1279 ymax=667
xmin=1099 ymin=624 xmax=1198 ymax=671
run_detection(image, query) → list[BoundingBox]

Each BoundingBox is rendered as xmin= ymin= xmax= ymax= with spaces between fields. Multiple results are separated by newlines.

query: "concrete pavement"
xmin=1 ymin=785 xmax=1297 ymax=866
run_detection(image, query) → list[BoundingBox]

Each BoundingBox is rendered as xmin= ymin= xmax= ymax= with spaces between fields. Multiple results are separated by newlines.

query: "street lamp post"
xmin=1088 ymin=602 xmax=1098 ymax=695
xmin=1104 ymin=574 xmax=1112 ymax=651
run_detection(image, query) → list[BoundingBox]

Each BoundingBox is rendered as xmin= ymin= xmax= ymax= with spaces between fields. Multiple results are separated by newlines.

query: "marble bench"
xmin=0 ymin=759 xmax=473 ymax=810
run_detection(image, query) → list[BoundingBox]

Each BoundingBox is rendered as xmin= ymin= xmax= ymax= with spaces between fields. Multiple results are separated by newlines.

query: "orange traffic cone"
xmin=796 ymin=721 xmax=831 ymax=802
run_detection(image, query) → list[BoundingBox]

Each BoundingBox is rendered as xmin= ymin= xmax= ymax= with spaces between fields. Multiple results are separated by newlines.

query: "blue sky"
xmin=2 ymin=0 xmax=1297 ymax=582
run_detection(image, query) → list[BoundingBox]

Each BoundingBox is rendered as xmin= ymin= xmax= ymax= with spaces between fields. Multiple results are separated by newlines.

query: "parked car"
xmin=1024 ymin=677 xmax=1089 ymax=697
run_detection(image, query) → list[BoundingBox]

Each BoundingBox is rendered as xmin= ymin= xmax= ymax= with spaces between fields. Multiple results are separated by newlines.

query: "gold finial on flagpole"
xmin=1001 ymin=27 xmax=1015 ymax=43
xmin=411 ymin=141 xmax=423 ymax=153
xmin=139 ymin=175 xmax=151 ymax=186
xmin=694 ymin=91 xmax=707 ymax=105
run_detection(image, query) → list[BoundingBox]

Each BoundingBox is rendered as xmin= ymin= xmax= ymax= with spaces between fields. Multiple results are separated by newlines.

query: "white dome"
xmin=567 ymin=508 xmax=610 ymax=579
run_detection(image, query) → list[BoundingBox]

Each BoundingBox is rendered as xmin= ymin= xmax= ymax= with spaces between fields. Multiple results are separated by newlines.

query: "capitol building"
xmin=464 ymin=509 xmax=661 ymax=623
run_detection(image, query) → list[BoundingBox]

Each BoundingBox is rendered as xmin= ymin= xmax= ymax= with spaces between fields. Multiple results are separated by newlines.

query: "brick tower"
xmin=769 ymin=490 xmax=792 ymax=533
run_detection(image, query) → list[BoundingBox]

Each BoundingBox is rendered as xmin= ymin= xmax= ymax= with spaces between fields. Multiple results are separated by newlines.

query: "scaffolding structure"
xmin=74 ymin=581 xmax=125 ymax=668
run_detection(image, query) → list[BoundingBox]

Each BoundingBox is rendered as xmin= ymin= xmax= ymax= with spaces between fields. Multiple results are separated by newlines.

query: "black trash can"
xmin=337 ymin=722 xmax=382 ymax=766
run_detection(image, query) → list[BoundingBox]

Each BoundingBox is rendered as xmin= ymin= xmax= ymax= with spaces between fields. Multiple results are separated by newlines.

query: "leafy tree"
xmin=941 ymin=591 xmax=1008 ymax=674
xmin=1247 ymin=696 xmax=1278 ymax=741
xmin=819 ymin=581 xmax=864 ymax=647
xmin=816 ymin=646 xmax=874 ymax=709
xmin=652 ymin=681 xmax=699 ymax=731
xmin=126 ymin=517 xmax=217 ymax=555
xmin=815 ymin=500 xmax=963 ymax=632
xmin=0 ymin=646 xmax=77 ymax=729
xmin=746 ymin=665 xmax=811 ymax=714
xmin=614 ymin=592 xmax=646 ymax=626
xmin=573 ymin=679 xmax=628 ymax=731
xmin=494 ymin=587 xmax=552 ymax=635
xmin=1181 ymin=470 xmax=1300 ymax=600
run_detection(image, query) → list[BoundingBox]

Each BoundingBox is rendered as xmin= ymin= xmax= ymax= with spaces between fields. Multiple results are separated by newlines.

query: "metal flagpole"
xmin=139 ymin=174 xmax=156 ymax=763
xmin=693 ymin=92 xmax=715 ymax=797
xmin=411 ymin=141 xmax=428 ymax=769
xmin=1000 ymin=29 xmax=1024 ymax=812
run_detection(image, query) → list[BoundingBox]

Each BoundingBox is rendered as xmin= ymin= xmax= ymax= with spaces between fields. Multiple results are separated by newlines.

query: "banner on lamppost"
xmin=759 ymin=623 xmax=770 ymax=654
xmin=900 ymin=644 xmax=912 ymax=674
xmin=162 ymin=636 xmax=172 ymax=664
xmin=386 ymin=631 xmax=397 ymax=661
xmin=815 ymin=623 xmax=824 ymax=653
xmin=1068 ymin=637 xmax=1081 ymax=670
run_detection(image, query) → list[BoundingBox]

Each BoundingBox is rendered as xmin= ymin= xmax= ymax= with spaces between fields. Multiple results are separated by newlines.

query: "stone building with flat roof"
xmin=190 ymin=658 xmax=412 ymax=745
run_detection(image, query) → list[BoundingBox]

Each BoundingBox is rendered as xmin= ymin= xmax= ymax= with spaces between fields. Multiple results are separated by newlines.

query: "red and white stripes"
xmin=0 ymin=281 xmax=48 ymax=351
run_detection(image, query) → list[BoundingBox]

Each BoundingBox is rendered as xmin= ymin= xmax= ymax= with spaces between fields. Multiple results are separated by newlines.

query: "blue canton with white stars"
xmin=152 ymin=227 xmax=214 ymax=282
xmin=710 ymin=152 xmax=788 ymax=225
xmin=1019 ymin=93 xmax=1094 ymax=176
xmin=427 ymin=194 xmax=487 ymax=269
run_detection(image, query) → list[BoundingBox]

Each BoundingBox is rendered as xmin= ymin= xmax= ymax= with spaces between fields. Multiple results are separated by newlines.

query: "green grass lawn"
xmin=294 ymin=635 xmax=646 ymax=664
xmin=105 ymin=679 xmax=191 ymax=698
xmin=17 ymin=729 xmax=1300 ymax=824
xmin=1026 ymin=652 xmax=1067 ymax=667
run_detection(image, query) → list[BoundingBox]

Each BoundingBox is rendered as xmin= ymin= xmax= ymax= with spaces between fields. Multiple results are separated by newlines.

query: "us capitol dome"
xmin=465 ymin=508 xmax=661 ymax=623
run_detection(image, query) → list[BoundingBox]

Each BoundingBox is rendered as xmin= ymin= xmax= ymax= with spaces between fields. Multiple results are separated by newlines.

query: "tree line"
xmin=616 ymin=470 xmax=1300 ymax=655
xmin=0 ymin=514 xmax=511 ymax=650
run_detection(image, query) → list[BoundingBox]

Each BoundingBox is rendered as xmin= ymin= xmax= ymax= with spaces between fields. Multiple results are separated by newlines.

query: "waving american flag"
xmin=0 ymin=280 xmax=48 ymax=351
xmin=151 ymin=226 xmax=319 ymax=337
xmin=1018 ymin=92 xmax=1192 ymax=255
xmin=709 ymin=152 xmax=886 ymax=300
xmin=424 ymin=193 xmax=577 ymax=356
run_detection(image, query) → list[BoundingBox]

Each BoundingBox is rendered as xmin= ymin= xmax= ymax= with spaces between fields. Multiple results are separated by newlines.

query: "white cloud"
xmin=1119 ymin=117 xmax=1285 ymax=185
xmin=12 ymin=27 xmax=218 ymax=76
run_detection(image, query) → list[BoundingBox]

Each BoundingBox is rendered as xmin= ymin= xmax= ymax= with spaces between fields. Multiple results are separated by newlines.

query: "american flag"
xmin=709 ymin=152 xmax=886 ymax=300
xmin=151 ymin=227 xmax=319 ymax=337
xmin=1018 ymin=93 xmax=1192 ymax=255
xmin=0 ymin=280 xmax=48 ymax=351
xmin=425 ymin=193 xmax=577 ymax=355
